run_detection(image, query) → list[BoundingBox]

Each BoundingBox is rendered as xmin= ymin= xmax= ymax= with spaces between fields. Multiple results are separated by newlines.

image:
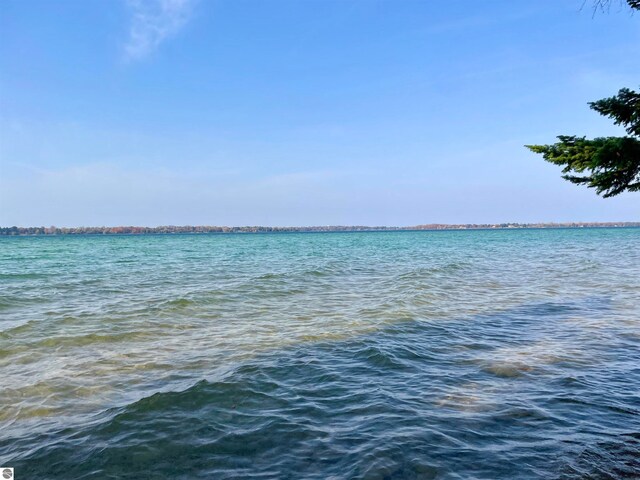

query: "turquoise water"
xmin=1 ymin=229 xmax=639 ymax=479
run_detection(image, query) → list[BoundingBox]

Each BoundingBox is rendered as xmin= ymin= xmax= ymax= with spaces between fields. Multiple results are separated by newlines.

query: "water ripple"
xmin=0 ymin=229 xmax=639 ymax=479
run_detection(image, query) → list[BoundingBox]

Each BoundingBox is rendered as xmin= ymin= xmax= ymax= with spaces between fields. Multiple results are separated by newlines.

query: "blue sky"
xmin=1 ymin=0 xmax=638 ymax=226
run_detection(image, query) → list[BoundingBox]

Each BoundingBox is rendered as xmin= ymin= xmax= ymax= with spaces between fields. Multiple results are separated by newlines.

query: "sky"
xmin=0 ymin=0 xmax=638 ymax=227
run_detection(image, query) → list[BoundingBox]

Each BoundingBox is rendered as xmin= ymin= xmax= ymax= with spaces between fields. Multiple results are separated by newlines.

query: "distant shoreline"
xmin=1 ymin=223 xmax=639 ymax=236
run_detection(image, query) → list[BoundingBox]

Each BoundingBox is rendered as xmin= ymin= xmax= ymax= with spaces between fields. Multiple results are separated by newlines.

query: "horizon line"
xmin=2 ymin=221 xmax=640 ymax=235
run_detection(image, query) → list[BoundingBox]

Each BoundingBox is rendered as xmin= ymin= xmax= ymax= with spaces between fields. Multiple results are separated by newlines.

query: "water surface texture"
xmin=1 ymin=229 xmax=639 ymax=479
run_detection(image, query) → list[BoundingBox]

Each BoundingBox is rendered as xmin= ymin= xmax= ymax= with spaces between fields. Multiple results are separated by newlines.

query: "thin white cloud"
xmin=124 ymin=0 xmax=195 ymax=61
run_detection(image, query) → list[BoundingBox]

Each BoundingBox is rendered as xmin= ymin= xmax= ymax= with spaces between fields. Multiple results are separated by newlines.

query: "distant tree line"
xmin=0 ymin=225 xmax=400 ymax=236
xmin=1 ymin=223 xmax=639 ymax=236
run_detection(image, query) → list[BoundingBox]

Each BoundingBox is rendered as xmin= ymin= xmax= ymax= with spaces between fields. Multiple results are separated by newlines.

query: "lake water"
xmin=1 ymin=229 xmax=639 ymax=479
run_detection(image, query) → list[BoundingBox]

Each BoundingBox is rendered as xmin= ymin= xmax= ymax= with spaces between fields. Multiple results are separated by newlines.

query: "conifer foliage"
xmin=526 ymin=1 xmax=639 ymax=198
xmin=526 ymin=88 xmax=640 ymax=197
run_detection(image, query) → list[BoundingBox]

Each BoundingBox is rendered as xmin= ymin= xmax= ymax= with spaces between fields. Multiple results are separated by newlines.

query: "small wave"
xmin=0 ymin=319 xmax=40 ymax=338
xmin=304 ymin=268 xmax=332 ymax=277
xmin=0 ymin=272 xmax=48 ymax=280
xmin=480 ymin=361 xmax=535 ymax=378
xmin=394 ymin=263 xmax=471 ymax=281
xmin=163 ymin=297 xmax=195 ymax=308
xmin=0 ymin=330 xmax=159 ymax=358
xmin=0 ymin=295 xmax=50 ymax=311
xmin=351 ymin=344 xmax=412 ymax=370
xmin=557 ymin=432 xmax=640 ymax=479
